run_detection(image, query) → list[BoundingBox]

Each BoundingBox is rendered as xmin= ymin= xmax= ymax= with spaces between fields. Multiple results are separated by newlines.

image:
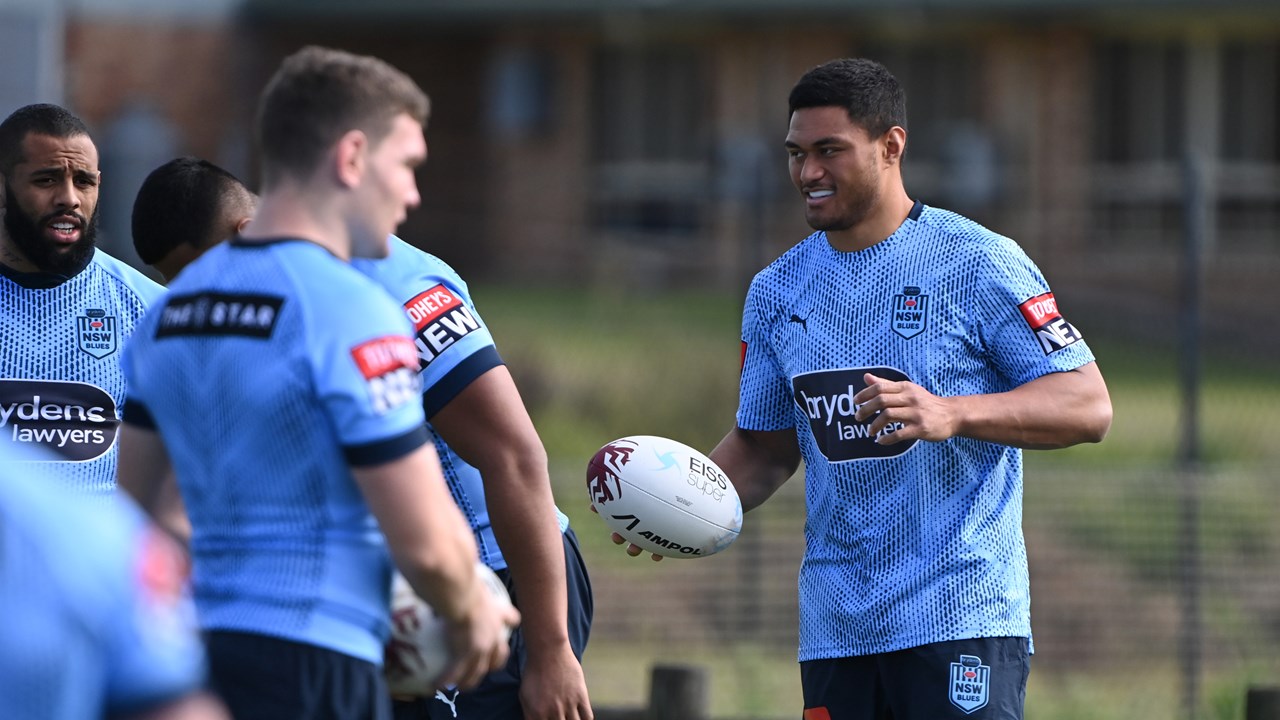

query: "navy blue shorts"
xmin=206 ymin=630 xmax=392 ymax=720
xmin=800 ymin=637 xmax=1030 ymax=720
xmin=393 ymin=526 xmax=594 ymax=720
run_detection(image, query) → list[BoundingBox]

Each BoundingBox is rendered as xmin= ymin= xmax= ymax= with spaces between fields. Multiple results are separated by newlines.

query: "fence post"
xmin=647 ymin=664 xmax=709 ymax=720
xmin=1247 ymin=686 xmax=1280 ymax=720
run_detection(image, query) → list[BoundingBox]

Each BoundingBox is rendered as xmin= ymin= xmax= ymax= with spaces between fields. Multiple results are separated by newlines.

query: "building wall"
xmin=52 ymin=7 xmax=1280 ymax=347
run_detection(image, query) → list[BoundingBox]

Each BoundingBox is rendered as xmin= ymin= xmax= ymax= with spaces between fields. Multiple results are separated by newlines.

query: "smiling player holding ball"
xmin=617 ymin=58 xmax=1112 ymax=720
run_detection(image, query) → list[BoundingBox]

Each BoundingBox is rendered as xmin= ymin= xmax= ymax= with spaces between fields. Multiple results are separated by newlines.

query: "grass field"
xmin=471 ymin=283 xmax=1280 ymax=720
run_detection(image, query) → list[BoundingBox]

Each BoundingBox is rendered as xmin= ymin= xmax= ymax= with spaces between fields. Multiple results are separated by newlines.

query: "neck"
xmin=239 ymin=182 xmax=352 ymax=262
xmin=0 ymin=230 xmax=35 ymax=273
xmin=824 ymin=184 xmax=916 ymax=253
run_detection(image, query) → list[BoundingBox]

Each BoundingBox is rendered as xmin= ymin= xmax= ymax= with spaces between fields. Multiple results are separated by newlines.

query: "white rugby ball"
xmin=384 ymin=562 xmax=513 ymax=697
xmin=586 ymin=435 xmax=743 ymax=558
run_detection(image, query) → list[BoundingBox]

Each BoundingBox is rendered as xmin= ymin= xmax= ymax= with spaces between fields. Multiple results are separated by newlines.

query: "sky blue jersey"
xmin=353 ymin=236 xmax=568 ymax=572
xmin=121 ymin=238 xmax=428 ymax=665
xmin=0 ymin=443 xmax=206 ymax=719
xmin=0 ymin=249 xmax=164 ymax=495
xmin=737 ymin=202 xmax=1095 ymax=661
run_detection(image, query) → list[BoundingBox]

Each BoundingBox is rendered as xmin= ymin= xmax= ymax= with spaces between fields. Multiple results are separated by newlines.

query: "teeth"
xmin=52 ymin=223 xmax=75 ymax=231
xmin=808 ymin=190 xmax=834 ymax=199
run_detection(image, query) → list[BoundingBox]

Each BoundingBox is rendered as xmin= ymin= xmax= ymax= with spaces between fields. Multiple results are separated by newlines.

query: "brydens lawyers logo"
xmin=891 ymin=286 xmax=928 ymax=339
xmin=949 ymin=654 xmax=991 ymax=714
xmin=1019 ymin=291 xmax=1083 ymax=355
xmin=403 ymin=284 xmax=481 ymax=369
xmin=350 ymin=336 xmax=421 ymax=414
xmin=77 ymin=308 xmax=117 ymax=358
xmin=0 ymin=379 xmax=118 ymax=461
xmin=792 ymin=367 xmax=918 ymax=462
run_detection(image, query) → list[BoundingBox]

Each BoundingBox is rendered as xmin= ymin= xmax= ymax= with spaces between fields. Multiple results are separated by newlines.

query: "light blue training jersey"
xmin=0 ymin=249 xmax=164 ymax=495
xmin=121 ymin=238 xmax=428 ymax=664
xmin=0 ymin=443 xmax=206 ymax=719
xmin=737 ymin=202 xmax=1095 ymax=662
xmin=353 ymin=236 xmax=568 ymax=573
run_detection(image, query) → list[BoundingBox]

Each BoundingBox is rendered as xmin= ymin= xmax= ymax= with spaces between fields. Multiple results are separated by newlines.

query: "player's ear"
xmin=883 ymin=126 xmax=907 ymax=167
xmin=333 ymin=129 xmax=367 ymax=190
xmin=235 ymin=215 xmax=252 ymax=233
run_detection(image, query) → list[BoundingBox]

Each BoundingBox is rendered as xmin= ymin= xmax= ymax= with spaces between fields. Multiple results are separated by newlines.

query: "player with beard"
xmin=0 ymin=103 xmax=163 ymax=495
xmin=615 ymin=58 xmax=1113 ymax=719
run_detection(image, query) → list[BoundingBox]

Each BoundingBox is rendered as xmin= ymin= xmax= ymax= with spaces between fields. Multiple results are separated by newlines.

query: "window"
xmin=1089 ymin=40 xmax=1188 ymax=248
xmin=589 ymin=44 xmax=710 ymax=240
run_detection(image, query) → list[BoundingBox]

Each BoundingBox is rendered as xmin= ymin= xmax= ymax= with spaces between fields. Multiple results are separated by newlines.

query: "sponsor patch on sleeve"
xmin=350 ymin=336 xmax=421 ymax=414
xmin=1017 ymin=292 xmax=1084 ymax=355
xmin=402 ymin=284 xmax=482 ymax=368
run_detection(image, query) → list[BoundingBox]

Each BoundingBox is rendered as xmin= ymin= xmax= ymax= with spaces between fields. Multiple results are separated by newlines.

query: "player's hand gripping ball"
xmin=587 ymin=435 xmax=743 ymax=558
xmin=384 ymin=562 xmax=513 ymax=697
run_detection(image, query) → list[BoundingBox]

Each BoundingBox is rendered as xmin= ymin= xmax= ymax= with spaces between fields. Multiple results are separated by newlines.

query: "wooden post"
xmin=1247 ymin=686 xmax=1280 ymax=720
xmin=647 ymin=664 xmax=709 ymax=720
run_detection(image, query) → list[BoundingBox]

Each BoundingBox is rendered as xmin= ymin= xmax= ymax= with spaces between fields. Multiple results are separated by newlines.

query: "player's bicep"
xmin=428 ymin=366 xmax=543 ymax=475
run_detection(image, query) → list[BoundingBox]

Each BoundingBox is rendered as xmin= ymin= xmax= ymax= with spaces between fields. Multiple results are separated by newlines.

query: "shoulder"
xmin=912 ymin=205 xmax=1031 ymax=267
xmin=747 ymin=231 xmax=826 ymax=305
xmin=278 ymin=244 xmax=411 ymax=334
xmin=353 ymin=236 xmax=470 ymax=303
xmin=89 ymin=249 xmax=166 ymax=306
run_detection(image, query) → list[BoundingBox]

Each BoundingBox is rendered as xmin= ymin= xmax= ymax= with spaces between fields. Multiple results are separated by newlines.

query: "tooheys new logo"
xmin=404 ymin=285 xmax=480 ymax=368
xmin=0 ymin=379 xmax=118 ymax=461
xmin=350 ymin=336 xmax=421 ymax=415
xmin=1018 ymin=292 xmax=1083 ymax=355
xmin=792 ymin=367 xmax=918 ymax=462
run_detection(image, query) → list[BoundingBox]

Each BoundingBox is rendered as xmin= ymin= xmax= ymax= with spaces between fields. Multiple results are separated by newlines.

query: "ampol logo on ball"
xmin=586 ymin=436 xmax=742 ymax=558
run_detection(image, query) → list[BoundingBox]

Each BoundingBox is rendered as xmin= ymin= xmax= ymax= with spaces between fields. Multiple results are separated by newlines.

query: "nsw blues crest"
xmin=949 ymin=654 xmax=990 ymax=714
xmin=77 ymin=309 xmax=118 ymax=359
xmin=891 ymin=286 xmax=928 ymax=339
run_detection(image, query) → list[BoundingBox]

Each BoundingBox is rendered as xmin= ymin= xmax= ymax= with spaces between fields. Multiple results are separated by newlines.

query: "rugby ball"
xmin=384 ymin=562 xmax=513 ymax=697
xmin=586 ymin=435 xmax=743 ymax=558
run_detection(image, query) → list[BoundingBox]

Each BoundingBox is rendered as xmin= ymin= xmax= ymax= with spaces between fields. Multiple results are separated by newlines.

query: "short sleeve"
xmin=306 ymin=278 xmax=427 ymax=460
xmin=735 ymin=278 xmax=795 ymax=432
xmin=972 ymin=239 xmax=1096 ymax=387
xmin=386 ymin=263 xmax=500 ymax=417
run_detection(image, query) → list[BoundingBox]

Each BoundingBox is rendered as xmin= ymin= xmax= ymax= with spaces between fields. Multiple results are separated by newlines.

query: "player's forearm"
xmin=485 ymin=464 xmax=573 ymax=655
xmin=950 ymin=363 xmax=1112 ymax=449
xmin=396 ymin=505 xmax=482 ymax=622
xmin=710 ymin=426 xmax=800 ymax=513
xmin=357 ymin=446 xmax=482 ymax=622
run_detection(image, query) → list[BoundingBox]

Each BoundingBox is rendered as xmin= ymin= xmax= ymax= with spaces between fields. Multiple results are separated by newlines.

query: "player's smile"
xmin=804 ymin=187 xmax=836 ymax=206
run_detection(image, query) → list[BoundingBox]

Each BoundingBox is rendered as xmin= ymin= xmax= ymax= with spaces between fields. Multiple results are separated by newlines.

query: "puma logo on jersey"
xmin=788 ymin=313 xmax=808 ymax=331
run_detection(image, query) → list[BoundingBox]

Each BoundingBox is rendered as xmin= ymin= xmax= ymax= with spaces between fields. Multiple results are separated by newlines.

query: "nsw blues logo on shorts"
xmin=949 ymin=654 xmax=990 ymax=714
